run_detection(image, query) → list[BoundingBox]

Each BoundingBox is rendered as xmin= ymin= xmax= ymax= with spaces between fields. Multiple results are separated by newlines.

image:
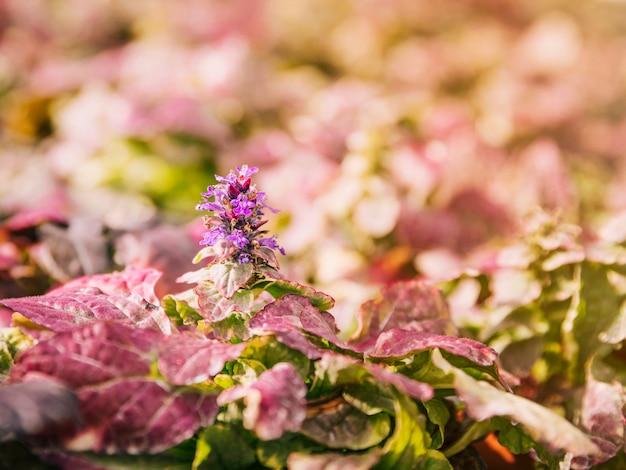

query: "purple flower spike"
xmin=197 ymin=166 xmax=285 ymax=268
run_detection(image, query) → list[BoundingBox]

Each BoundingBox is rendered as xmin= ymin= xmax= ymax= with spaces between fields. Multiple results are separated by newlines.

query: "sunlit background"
xmin=3 ymin=0 xmax=626 ymax=332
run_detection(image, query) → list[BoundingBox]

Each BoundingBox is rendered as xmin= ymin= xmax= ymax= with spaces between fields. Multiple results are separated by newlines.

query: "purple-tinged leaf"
xmin=9 ymin=322 xmax=161 ymax=387
xmin=217 ymin=362 xmax=307 ymax=440
xmin=0 ymin=379 xmax=80 ymax=443
xmin=287 ymin=450 xmax=380 ymax=470
xmin=261 ymin=330 xmax=329 ymax=360
xmin=263 ymin=279 xmax=335 ymax=312
xmin=313 ymin=352 xmax=433 ymax=403
xmin=255 ymin=264 xmax=287 ymax=281
xmin=207 ymin=262 xmax=254 ymax=298
xmin=254 ymin=245 xmax=281 ymax=270
xmin=250 ymin=294 xmax=341 ymax=344
xmin=364 ymin=363 xmax=434 ymax=402
xmin=432 ymin=351 xmax=601 ymax=460
xmin=348 ymin=280 xmax=453 ymax=349
xmin=195 ymin=281 xmax=254 ymax=322
xmin=158 ymin=332 xmax=246 ymax=385
xmin=1 ymin=286 xmax=171 ymax=334
xmin=70 ymin=378 xmax=218 ymax=454
xmin=249 ymin=294 xmax=346 ymax=359
xmin=369 ymin=328 xmax=497 ymax=367
xmin=580 ymin=375 xmax=625 ymax=459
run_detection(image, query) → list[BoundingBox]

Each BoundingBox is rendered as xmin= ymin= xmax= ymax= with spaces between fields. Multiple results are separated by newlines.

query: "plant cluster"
xmin=2 ymin=2 xmax=626 ymax=469
xmin=0 ymin=168 xmax=621 ymax=469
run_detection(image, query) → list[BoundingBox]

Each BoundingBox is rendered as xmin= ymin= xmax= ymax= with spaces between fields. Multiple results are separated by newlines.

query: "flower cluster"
xmin=197 ymin=165 xmax=285 ymax=265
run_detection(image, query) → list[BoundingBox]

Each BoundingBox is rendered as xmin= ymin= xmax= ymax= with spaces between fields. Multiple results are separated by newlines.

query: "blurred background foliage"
xmin=2 ymin=0 xmax=626 ymax=330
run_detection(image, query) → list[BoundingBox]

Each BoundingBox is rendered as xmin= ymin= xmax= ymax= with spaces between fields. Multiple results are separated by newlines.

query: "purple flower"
xmin=259 ymin=236 xmax=286 ymax=255
xmin=200 ymin=227 xmax=227 ymax=246
xmin=231 ymin=193 xmax=256 ymax=217
xmin=227 ymin=229 xmax=249 ymax=249
xmin=197 ymin=166 xmax=285 ymax=267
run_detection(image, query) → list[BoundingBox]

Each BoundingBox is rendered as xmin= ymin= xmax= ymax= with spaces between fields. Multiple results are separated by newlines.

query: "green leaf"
xmin=207 ymin=263 xmax=254 ymax=299
xmin=162 ymin=296 xmax=203 ymax=327
xmin=493 ymin=417 xmax=535 ymax=455
xmin=440 ymin=349 xmax=502 ymax=385
xmin=199 ymin=313 xmax=250 ymax=342
xmin=256 ymin=433 xmax=325 ymax=469
xmin=229 ymin=358 xmax=267 ymax=385
xmin=423 ymin=398 xmax=451 ymax=449
xmin=308 ymin=353 xmax=368 ymax=399
xmin=401 ymin=350 xmax=456 ymax=391
xmin=193 ymin=425 xmax=257 ymax=470
xmin=239 ymin=336 xmax=311 ymax=378
xmin=566 ymin=262 xmax=624 ymax=382
xmin=419 ymin=449 xmax=453 ymax=470
xmin=374 ymin=387 xmax=431 ymax=469
xmin=0 ymin=327 xmax=34 ymax=380
xmin=343 ymin=380 xmax=395 ymax=415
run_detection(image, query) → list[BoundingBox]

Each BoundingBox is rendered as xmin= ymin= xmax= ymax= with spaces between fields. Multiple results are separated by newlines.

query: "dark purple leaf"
xmin=35 ymin=448 xmax=193 ymax=469
xmin=158 ymin=333 xmax=247 ymax=385
xmin=9 ymin=322 xmax=161 ymax=388
xmin=300 ymin=397 xmax=391 ymax=450
xmin=35 ymin=450 xmax=106 ymax=470
xmin=348 ymin=280 xmax=453 ymax=349
xmin=217 ymin=362 xmax=306 ymax=440
xmin=2 ymin=285 xmax=171 ymax=334
xmin=72 ymin=379 xmax=218 ymax=454
xmin=0 ymin=379 xmax=79 ymax=442
xmin=369 ymin=328 xmax=497 ymax=366
xmin=249 ymin=294 xmax=345 ymax=359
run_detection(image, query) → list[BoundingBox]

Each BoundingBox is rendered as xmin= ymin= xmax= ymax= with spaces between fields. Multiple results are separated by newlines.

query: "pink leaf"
xmin=348 ymin=280 xmax=453 ymax=350
xmin=2 ymin=285 xmax=171 ymax=334
xmin=370 ymin=328 xmax=498 ymax=367
xmin=158 ymin=332 xmax=247 ymax=385
xmin=217 ymin=362 xmax=306 ymax=440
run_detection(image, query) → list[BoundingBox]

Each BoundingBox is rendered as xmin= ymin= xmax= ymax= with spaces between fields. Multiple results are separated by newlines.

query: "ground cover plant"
xmin=3 ymin=1 xmax=626 ymax=469
xmin=0 ymin=166 xmax=624 ymax=469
